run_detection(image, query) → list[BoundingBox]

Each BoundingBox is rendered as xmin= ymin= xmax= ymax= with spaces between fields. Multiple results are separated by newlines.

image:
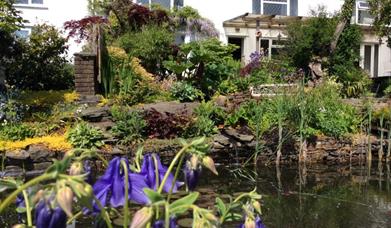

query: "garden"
xmin=1 ymin=0 xmax=391 ymax=227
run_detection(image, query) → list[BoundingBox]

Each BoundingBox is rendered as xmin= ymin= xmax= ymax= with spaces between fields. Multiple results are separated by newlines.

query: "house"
xmin=13 ymin=0 xmax=89 ymax=58
xmin=222 ymin=0 xmax=391 ymax=78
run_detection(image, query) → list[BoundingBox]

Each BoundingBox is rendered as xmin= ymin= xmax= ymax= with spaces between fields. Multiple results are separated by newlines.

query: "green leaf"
xmin=170 ymin=192 xmax=199 ymax=215
xmin=143 ymin=188 xmax=164 ymax=204
xmin=0 ymin=179 xmax=19 ymax=193
xmin=215 ymin=197 xmax=226 ymax=215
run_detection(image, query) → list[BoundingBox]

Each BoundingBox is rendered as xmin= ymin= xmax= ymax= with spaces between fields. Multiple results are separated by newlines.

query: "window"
xmin=16 ymin=0 xmax=43 ymax=4
xmin=15 ymin=29 xmax=31 ymax=39
xmin=260 ymin=38 xmax=286 ymax=58
xmin=356 ymin=1 xmax=374 ymax=25
xmin=136 ymin=0 xmax=181 ymax=9
xmin=262 ymin=0 xmax=288 ymax=16
xmin=362 ymin=44 xmax=379 ymax=77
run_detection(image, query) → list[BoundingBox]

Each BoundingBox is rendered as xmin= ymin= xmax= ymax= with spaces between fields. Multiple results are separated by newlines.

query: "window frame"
xmin=355 ymin=1 xmax=374 ymax=25
xmin=261 ymin=0 xmax=289 ymax=16
xmin=136 ymin=0 xmax=183 ymax=9
xmin=15 ymin=27 xmax=32 ymax=39
xmin=14 ymin=0 xmax=47 ymax=9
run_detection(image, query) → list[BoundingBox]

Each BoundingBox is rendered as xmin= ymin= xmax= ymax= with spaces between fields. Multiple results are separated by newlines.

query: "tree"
xmin=0 ymin=0 xmax=26 ymax=65
xmin=369 ymin=0 xmax=391 ymax=47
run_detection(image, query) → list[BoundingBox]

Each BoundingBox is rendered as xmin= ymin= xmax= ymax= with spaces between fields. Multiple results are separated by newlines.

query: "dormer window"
xmin=356 ymin=1 xmax=374 ymax=25
xmin=262 ymin=0 xmax=288 ymax=16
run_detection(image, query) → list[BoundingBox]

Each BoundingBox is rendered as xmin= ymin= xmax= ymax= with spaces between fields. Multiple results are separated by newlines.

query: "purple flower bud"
xmin=184 ymin=158 xmax=201 ymax=191
xmin=34 ymin=201 xmax=66 ymax=228
xmin=153 ymin=217 xmax=178 ymax=228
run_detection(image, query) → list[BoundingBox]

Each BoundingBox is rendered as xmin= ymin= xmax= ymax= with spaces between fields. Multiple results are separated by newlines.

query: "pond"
xmin=1 ymin=162 xmax=391 ymax=228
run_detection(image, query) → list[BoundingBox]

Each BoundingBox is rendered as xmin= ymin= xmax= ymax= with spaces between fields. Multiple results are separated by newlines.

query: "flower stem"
xmin=92 ymin=195 xmax=113 ymax=228
xmin=96 ymin=153 xmax=109 ymax=167
xmin=157 ymin=145 xmax=189 ymax=194
xmin=167 ymin=154 xmax=185 ymax=202
xmin=67 ymin=211 xmax=83 ymax=224
xmin=152 ymin=154 xmax=160 ymax=189
xmin=121 ymin=160 xmax=129 ymax=228
xmin=0 ymin=173 xmax=54 ymax=213
xmin=22 ymin=190 xmax=32 ymax=227
xmin=165 ymin=202 xmax=170 ymax=228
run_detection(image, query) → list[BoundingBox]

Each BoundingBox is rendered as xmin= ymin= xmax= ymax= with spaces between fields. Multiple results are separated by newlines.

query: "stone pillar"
xmin=74 ymin=53 xmax=98 ymax=95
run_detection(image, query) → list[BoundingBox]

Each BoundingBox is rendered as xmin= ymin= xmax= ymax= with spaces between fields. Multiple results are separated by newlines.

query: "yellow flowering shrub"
xmin=107 ymin=46 xmax=128 ymax=64
xmin=18 ymin=90 xmax=79 ymax=107
xmin=130 ymin=57 xmax=154 ymax=82
xmin=0 ymin=134 xmax=71 ymax=151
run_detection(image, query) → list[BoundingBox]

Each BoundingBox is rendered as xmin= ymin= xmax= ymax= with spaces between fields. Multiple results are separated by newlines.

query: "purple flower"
xmin=139 ymin=154 xmax=183 ymax=193
xmin=184 ymin=158 xmax=201 ymax=191
xmin=239 ymin=216 xmax=266 ymax=228
xmin=153 ymin=217 xmax=178 ymax=228
xmin=34 ymin=201 xmax=67 ymax=228
xmin=93 ymin=157 xmax=150 ymax=211
xmin=16 ymin=194 xmax=25 ymax=222
xmin=84 ymin=160 xmax=93 ymax=185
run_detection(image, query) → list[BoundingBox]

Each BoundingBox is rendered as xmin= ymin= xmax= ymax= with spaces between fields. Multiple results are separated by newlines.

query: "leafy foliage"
xmin=286 ymin=14 xmax=337 ymax=69
xmin=144 ymin=108 xmax=190 ymax=139
xmin=118 ymin=25 xmax=175 ymax=74
xmin=0 ymin=123 xmax=35 ymax=141
xmin=67 ymin=122 xmax=105 ymax=149
xmin=187 ymin=101 xmax=225 ymax=137
xmin=170 ymin=81 xmax=204 ymax=102
xmin=369 ymin=0 xmax=391 ymax=47
xmin=111 ymin=106 xmax=146 ymax=144
xmin=7 ymin=24 xmax=73 ymax=90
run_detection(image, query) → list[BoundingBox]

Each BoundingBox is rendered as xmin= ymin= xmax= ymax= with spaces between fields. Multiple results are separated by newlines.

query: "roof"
xmin=223 ymin=13 xmax=308 ymax=28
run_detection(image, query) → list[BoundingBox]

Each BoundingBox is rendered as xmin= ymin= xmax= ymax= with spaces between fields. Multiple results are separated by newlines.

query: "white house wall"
xmin=297 ymin=0 xmax=344 ymax=16
xmin=16 ymin=0 xmax=89 ymax=59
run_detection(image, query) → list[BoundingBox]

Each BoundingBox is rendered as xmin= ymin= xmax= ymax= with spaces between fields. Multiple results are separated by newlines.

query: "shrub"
xmin=114 ymin=57 xmax=161 ymax=105
xmin=118 ymin=25 xmax=174 ymax=74
xmin=66 ymin=122 xmax=105 ymax=149
xmin=0 ymin=88 xmax=28 ymax=123
xmin=286 ymin=14 xmax=337 ymax=69
xmin=170 ymin=81 xmax=204 ymax=102
xmin=7 ymin=24 xmax=74 ymax=90
xmin=144 ymin=108 xmax=190 ymax=139
xmin=0 ymin=123 xmax=35 ymax=141
xmin=294 ymin=81 xmax=360 ymax=138
xmin=111 ymin=106 xmax=146 ymax=144
xmin=187 ymin=101 xmax=225 ymax=137
xmin=384 ymin=84 xmax=391 ymax=97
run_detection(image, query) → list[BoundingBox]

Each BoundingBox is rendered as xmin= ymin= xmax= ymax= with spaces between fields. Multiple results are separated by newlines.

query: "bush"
xmin=294 ymin=81 xmax=360 ymax=138
xmin=111 ymin=106 xmax=146 ymax=144
xmin=66 ymin=122 xmax=105 ymax=149
xmin=144 ymin=108 xmax=190 ymax=139
xmin=0 ymin=123 xmax=35 ymax=141
xmin=384 ymin=84 xmax=391 ymax=97
xmin=187 ymin=101 xmax=225 ymax=137
xmin=286 ymin=14 xmax=337 ymax=69
xmin=7 ymin=24 xmax=73 ymax=90
xmin=114 ymin=57 xmax=162 ymax=105
xmin=170 ymin=81 xmax=204 ymax=102
xmin=118 ymin=25 xmax=174 ymax=75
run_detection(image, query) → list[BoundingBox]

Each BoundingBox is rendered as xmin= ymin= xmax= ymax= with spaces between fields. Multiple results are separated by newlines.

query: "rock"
xmin=214 ymin=95 xmax=228 ymax=107
xmin=28 ymin=144 xmax=53 ymax=162
xmin=79 ymin=106 xmax=109 ymax=122
xmin=6 ymin=150 xmax=29 ymax=160
xmin=213 ymin=134 xmax=230 ymax=146
xmin=213 ymin=142 xmax=226 ymax=150
xmin=224 ymin=129 xmax=254 ymax=142
xmin=135 ymin=101 xmax=199 ymax=117
xmin=33 ymin=162 xmax=53 ymax=170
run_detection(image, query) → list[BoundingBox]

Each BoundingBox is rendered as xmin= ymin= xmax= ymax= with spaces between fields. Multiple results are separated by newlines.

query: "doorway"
xmin=228 ymin=37 xmax=243 ymax=62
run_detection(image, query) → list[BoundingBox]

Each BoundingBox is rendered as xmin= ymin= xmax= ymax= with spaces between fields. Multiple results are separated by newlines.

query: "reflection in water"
xmin=200 ymin=163 xmax=391 ymax=228
xmin=2 ymin=163 xmax=391 ymax=228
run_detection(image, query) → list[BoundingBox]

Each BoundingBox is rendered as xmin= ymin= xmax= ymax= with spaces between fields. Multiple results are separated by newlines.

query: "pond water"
xmin=2 ymin=162 xmax=391 ymax=228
